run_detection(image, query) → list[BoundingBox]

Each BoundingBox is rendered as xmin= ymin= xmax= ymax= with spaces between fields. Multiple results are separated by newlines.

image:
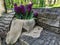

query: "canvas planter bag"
xmin=6 ymin=18 xmax=35 ymax=45
xmin=6 ymin=19 xmax=23 ymax=44
xmin=23 ymin=19 xmax=35 ymax=32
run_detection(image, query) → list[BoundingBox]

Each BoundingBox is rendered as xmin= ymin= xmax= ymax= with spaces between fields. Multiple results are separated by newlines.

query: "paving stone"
xmin=22 ymin=26 xmax=43 ymax=38
xmin=4 ymin=25 xmax=9 ymax=28
xmin=43 ymin=41 xmax=50 ymax=45
xmin=58 ymin=41 xmax=60 ymax=45
xmin=0 ymin=26 xmax=7 ymax=31
xmin=0 ymin=27 xmax=4 ymax=29
xmin=2 ymin=14 xmax=14 ymax=18
xmin=2 ymin=20 xmax=11 ymax=24
xmin=49 ymin=40 xmax=55 ymax=45
xmin=0 ymin=23 xmax=4 ymax=26
xmin=21 ymin=30 xmax=60 ymax=45
xmin=3 ymin=18 xmax=12 ymax=21
xmin=54 ymin=41 xmax=59 ymax=45
xmin=32 ymin=39 xmax=45 ymax=45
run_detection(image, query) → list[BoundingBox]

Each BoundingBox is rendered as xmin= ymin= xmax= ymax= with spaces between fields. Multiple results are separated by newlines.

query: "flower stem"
xmin=25 ymin=11 xmax=28 ymax=19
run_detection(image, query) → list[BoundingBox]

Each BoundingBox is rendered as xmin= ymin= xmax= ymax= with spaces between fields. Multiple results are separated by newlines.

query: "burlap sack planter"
xmin=6 ymin=18 xmax=35 ymax=45
xmin=12 ymin=18 xmax=35 ymax=32
xmin=22 ymin=19 xmax=35 ymax=32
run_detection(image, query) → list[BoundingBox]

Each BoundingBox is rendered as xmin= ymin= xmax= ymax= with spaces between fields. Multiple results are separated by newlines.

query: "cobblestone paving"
xmin=21 ymin=30 xmax=60 ymax=45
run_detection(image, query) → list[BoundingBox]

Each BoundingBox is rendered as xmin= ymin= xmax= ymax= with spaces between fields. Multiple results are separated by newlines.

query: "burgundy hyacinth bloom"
xmin=20 ymin=5 xmax=26 ymax=14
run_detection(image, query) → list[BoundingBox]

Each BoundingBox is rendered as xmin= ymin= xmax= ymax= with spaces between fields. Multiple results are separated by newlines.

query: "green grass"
xmin=53 ymin=4 xmax=60 ymax=7
xmin=5 ymin=0 xmax=60 ymax=9
xmin=5 ymin=0 xmax=46 ymax=9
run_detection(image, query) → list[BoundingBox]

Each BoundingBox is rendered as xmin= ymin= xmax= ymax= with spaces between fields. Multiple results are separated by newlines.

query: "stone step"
xmin=0 ymin=27 xmax=6 ymax=31
xmin=0 ymin=14 xmax=14 ymax=33
xmin=0 ymin=23 xmax=4 ymax=26
xmin=2 ymin=14 xmax=14 ymax=18
xmin=2 ymin=20 xmax=11 ymax=24
xmin=4 ymin=18 xmax=12 ymax=21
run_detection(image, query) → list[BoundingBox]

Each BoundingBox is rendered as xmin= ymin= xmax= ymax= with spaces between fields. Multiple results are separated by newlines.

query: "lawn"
xmin=5 ymin=0 xmax=60 ymax=9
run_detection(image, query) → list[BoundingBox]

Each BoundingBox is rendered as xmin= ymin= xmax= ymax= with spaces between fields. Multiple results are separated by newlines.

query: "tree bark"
xmin=3 ymin=0 xmax=7 ymax=13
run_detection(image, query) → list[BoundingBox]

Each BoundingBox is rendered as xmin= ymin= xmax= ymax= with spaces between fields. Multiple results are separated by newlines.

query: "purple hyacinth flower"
xmin=34 ymin=11 xmax=38 ymax=17
xmin=14 ymin=6 xmax=20 ymax=14
xmin=20 ymin=5 xmax=26 ymax=14
xmin=14 ymin=3 xmax=17 ymax=7
xmin=27 ymin=3 xmax=33 ymax=12
xmin=27 ymin=3 xmax=33 ymax=8
xmin=27 ymin=7 xmax=32 ymax=12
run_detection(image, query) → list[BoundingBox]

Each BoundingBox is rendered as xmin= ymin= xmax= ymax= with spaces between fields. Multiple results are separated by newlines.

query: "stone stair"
xmin=0 ymin=13 xmax=14 ymax=38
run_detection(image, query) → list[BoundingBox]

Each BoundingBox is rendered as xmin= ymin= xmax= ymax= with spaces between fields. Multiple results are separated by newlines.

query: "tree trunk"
xmin=0 ymin=0 xmax=5 ymax=15
xmin=3 ymin=0 xmax=7 ymax=13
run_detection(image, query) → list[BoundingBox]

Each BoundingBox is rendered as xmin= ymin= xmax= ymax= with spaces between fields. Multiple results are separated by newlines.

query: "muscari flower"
xmin=20 ymin=5 xmax=26 ymax=14
xmin=34 ymin=11 xmax=38 ymax=17
xmin=14 ymin=3 xmax=17 ymax=7
xmin=14 ymin=3 xmax=20 ymax=14
xmin=14 ymin=6 xmax=20 ymax=14
xmin=27 ymin=3 xmax=33 ymax=12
